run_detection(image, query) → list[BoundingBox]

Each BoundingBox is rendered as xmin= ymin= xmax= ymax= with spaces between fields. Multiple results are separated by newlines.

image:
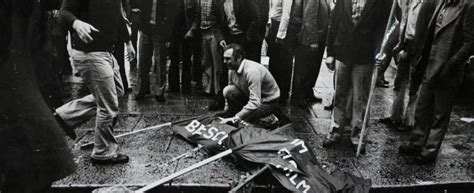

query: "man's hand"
xmin=326 ymin=56 xmax=335 ymax=71
xmin=219 ymin=116 xmax=240 ymax=124
xmin=375 ymin=53 xmax=387 ymax=67
xmin=72 ymin=20 xmax=99 ymax=44
xmin=125 ymin=41 xmax=136 ymax=62
xmin=184 ymin=30 xmax=194 ymax=39
xmin=310 ymin=43 xmax=319 ymax=49
xmin=219 ymin=40 xmax=227 ymax=48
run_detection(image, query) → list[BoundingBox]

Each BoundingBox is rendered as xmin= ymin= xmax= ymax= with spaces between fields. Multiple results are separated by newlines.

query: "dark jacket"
xmin=413 ymin=0 xmax=474 ymax=88
xmin=221 ymin=0 xmax=260 ymax=42
xmin=130 ymin=0 xmax=179 ymax=40
xmin=299 ymin=0 xmax=330 ymax=46
xmin=172 ymin=0 xmax=200 ymax=39
xmin=59 ymin=0 xmax=130 ymax=52
xmin=326 ymin=0 xmax=392 ymax=64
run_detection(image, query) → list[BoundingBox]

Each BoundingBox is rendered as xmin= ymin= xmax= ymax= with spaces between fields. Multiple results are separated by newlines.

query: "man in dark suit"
xmin=290 ymin=0 xmax=330 ymax=107
xmin=399 ymin=0 xmax=474 ymax=164
xmin=221 ymin=0 xmax=261 ymax=63
xmin=322 ymin=0 xmax=391 ymax=153
xmin=131 ymin=0 xmax=179 ymax=102
xmin=168 ymin=0 xmax=201 ymax=94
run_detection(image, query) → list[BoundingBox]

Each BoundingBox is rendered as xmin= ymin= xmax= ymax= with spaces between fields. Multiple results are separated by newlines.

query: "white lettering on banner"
xmin=183 ymin=120 xmax=229 ymax=145
xmin=291 ymin=139 xmax=308 ymax=153
xmin=275 ymin=145 xmax=311 ymax=193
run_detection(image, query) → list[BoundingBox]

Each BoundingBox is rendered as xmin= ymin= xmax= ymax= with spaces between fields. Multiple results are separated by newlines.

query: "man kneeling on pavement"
xmin=218 ymin=44 xmax=289 ymax=126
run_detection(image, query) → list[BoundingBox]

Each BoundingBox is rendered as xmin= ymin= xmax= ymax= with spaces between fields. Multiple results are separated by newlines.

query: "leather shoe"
xmin=134 ymin=90 xmax=150 ymax=101
xmin=322 ymin=135 xmax=341 ymax=148
xmin=154 ymin=95 xmax=166 ymax=102
xmin=398 ymin=144 xmax=422 ymax=156
xmin=324 ymin=103 xmax=334 ymax=111
xmin=54 ymin=113 xmax=76 ymax=140
xmin=91 ymin=154 xmax=129 ymax=165
xmin=306 ymin=95 xmax=323 ymax=103
xmin=414 ymin=155 xmax=436 ymax=165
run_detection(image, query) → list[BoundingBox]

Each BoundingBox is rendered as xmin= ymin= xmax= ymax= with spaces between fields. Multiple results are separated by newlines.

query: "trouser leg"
xmin=168 ymin=37 xmax=181 ymax=91
xmin=113 ymin=42 xmax=129 ymax=91
xmin=137 ymin=31 xmax=153 ymax=93
xmin=210 ymin=31 xmax=225 ymax=94
xmin=293 ymin=44 xmax=323 ymax=100
xmin=391 ymin=59 xmax=410 ymax=123
xmin=409 ymin=84 xmax=435 ymax=149
xmin=223 ymin=85 xmax=248 ymax=114
xmin=151 ymin=37 xmax=168 ymax=96
xmin=191 ymin=38 xmax=203 ymax=87
xmin=329 ymin=60 xmax=353 ymax=138
xmin=350 ymin=63 xmax=373 ymax=144
xmin=181 ymin=39 xmax=193 ymax=92
xmin=421 ymin=86 xmax=455 ymax=158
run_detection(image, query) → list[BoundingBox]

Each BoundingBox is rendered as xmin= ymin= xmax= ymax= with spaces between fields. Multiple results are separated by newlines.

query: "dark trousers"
xmin=223 ymin=85 xmax=279 ymax=122
xmin=112 ymin=42 xmax=129 ymax=91
xmin=292 ymin=44 xmax=325 ymax=101
xmin=226 ymin=34 xmax=262 ymax=63
xmin=169 ymin=37 xmax=202 ymax=92
xmin=138 ymin=30 xmax=168 ymax=96
xmin=409 ymin=84 xmax=456 ymax=158
xmin=130 ymin=25 xmax=139 ymax=68
xmin=52 ymin=35 xmax=72 ymax=75
xmin=266 ymin=20 xmax=292 ymax=101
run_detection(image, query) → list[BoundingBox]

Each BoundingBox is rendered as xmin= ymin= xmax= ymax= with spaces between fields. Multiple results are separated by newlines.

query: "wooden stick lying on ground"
xmin=136 ymin=148 xmax=235 ymax=193
xmin=228 ymin=165 xmax=271 ymax=193
xmin=80 ymin=115 xmax=204 ymax=149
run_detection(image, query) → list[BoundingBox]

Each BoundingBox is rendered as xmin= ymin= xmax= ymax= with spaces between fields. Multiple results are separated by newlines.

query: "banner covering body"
xmin=173 ymin=117 xmax=371 ymax=193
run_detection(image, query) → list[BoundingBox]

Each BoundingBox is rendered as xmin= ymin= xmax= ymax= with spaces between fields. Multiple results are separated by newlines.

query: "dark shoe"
xmin=379 ymin=117 xmax=401 ymax=128
xmin=154 ymin=95 xmax=166 ymax=102
xmin=383 ymin=79 xmax=389 ymax=85
xmin=91 ymin=154 xmax=129 ymax=165
xmin=350 ymin=137 xmax=366 ymax=155
xmin=376 ymin=81 xmax=389 ymax=88
xmin=324 ymin=103 xmax=334 ymax=111
xmin=134 ymin=90 xmax=150 ymax=100
xmin=396 ymin=125 xmax=412 ymax=132
xmin=398 ymin=144 xmax=422 ymax=156
xmin=54 ymin=113 xmax=76 ymax=140
xmin=414 ymin=155 xmax=436 ymax=165
xmin=322 ymin=135 xmax=341 ymax=148
xmin=208 ymin=96 xmax=225 ymax=111
xmin=306 ymin=95 xmax=323 ymax=103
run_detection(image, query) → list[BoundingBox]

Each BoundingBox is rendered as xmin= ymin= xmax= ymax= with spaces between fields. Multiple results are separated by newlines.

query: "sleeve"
xmin=326 ymin=0 xmax=342 ymax=57
xmin=235 ymin=70 xmax=263 ymax=120
xmin=447 ymin=4 xmax=474 ymax=68
xmin=58 ymin=0 xmax=81 ymax=30
xmin=118 ymin=2 xmax=131 ymax=42
xmin=276 ymin=0 xmax=293 ymax=39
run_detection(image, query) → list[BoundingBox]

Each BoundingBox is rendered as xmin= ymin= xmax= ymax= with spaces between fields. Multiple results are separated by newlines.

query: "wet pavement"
xmin=53 ymin=58 xmax=474 ymax=192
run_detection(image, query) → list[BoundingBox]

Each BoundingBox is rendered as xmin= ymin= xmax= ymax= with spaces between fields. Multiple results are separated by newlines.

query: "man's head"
xmin=223 ymin=43 xmax=246 ymax=71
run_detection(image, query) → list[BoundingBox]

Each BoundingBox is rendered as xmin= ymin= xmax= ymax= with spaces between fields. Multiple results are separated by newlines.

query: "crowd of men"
xmin=19 ymin=0 xmax=474 ymax=174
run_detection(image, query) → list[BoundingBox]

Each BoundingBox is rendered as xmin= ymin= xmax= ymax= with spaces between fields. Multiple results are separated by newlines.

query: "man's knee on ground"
xmin=223 ymin=85 xmax=240 ymax=99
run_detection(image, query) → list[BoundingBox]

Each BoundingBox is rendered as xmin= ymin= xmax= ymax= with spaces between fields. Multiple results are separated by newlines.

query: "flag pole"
xmin=228 ymin=165 xmax=271 ymax=193
xmin=135 ymin=148 xmax=235 ymax=193
xmin=80 ymin=115 xmax=206 ymax=149
xmin=356 ymin=0 xmax=398 ymax=157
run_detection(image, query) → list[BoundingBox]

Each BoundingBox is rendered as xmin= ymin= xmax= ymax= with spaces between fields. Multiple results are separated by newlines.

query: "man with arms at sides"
xmin=323 ymin=0 xmax=391 ymax=153
xmin=399 ymin=0 xmax=474 ymax=164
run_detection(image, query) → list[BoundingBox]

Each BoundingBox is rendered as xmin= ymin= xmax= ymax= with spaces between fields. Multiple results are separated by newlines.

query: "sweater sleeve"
xmin=235 ymin=69 xmax=263 ymax=120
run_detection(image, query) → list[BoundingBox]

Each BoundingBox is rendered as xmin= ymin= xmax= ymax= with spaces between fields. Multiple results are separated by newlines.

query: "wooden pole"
xmin=80 ymin=115 xmax=205 ymax=149
xmin=135 ymin=149 xmax=234 ymax=193
xmin=356 ymin=0 xmax=398 ymax=157
xmin=228 ymin=165 xmax=271 ymax=193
